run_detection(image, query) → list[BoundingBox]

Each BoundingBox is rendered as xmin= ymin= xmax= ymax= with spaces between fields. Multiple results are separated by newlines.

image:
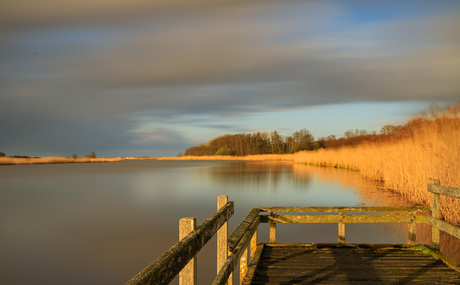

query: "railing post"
xmin=179 ymin=217 xmax=197 ymax=285
xmin=431 ymin=179 xmax=441 ymax=250
xmin=408 ymin=213 xmax=416 ymax=245
xmin=240 ymin=247 xmax=249 ymax=284
xmin=217 ymin=195 xmax=232 ymax=284
xmin=250 ymin=229 xmax=257 ymax=260
xmin=338 ymin=211 xmax=345 ymax=244
xmin=269 ymin=212 xmax=277 ymax=243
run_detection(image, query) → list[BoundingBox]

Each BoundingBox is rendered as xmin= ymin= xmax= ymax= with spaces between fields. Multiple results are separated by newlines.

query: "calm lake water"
xmin=0 ymin=160 xmax=453 ymax=284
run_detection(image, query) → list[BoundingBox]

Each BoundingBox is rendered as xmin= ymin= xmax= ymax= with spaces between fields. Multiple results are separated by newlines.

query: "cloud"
xmin=1 ymin=0 xmax=460 ymax=156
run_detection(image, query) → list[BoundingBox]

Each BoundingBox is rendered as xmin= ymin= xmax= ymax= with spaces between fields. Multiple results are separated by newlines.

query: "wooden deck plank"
xmin=247 ymin=244 xmax=460 ymax=284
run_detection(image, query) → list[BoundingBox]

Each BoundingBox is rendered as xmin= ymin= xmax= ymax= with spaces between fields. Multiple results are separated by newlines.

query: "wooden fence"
xmin=126 ymin=180 xmax=460 ymax=284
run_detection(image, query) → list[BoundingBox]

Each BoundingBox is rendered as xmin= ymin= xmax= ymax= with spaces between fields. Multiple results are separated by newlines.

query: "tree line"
xmin=184 ymin=124 xmax=404 ymax=156
xmin=185 ymin=128 xmax=319 ymax=156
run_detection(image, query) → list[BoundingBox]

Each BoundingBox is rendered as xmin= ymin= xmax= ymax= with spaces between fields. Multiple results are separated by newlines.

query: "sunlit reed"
xmin=294 ymin=104 xmax=460 ymax=225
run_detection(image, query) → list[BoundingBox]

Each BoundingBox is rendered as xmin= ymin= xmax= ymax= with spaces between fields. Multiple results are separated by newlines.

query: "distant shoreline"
xmin=0 ymin=156 xmax=154 ymax=165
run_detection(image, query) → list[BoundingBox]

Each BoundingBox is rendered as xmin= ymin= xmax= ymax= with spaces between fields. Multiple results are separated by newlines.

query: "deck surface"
xmin=247 ymin=244 xmax=460 ymax=284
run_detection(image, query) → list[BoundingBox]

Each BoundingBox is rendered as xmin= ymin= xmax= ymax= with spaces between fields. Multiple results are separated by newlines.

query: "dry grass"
xmin=158 ymin=154 xmax=295 ymax=161
xmin=294 ymin=104 xmax=460 ymax=225
xmin=0 ymin=156 xmax=125 ymax=165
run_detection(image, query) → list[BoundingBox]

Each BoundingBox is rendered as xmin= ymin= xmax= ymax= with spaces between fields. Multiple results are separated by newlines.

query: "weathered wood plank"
xmin=259 ymin=206 xmax=430 ymax=213
xmin=408 ymin=215 xmax=417 ymax=245
xmin=251 ymin=244 xmax=460 ymax=284
xmin=431 ymin=180 xmax=442 ymax=250
xmin=250 ymin=228 xmax=258 ymax=260
xmin=179 ymin=218 xmax=196 ymax=285
xmin=269 ymin=212 xmax=277 ymax=243
xmin=217 ymin=196 xmax=229 ymax=284
xmin=212 ymin=217 xmax=260 ymax=285
xmin=427 ymin=215 xmax=460 ymax=240
xmin=260 ymin=214 xmax=420 ymax=224
xmin=428 ymin=182 xmax=460 ymax=198
xmin=242 ymin=244 xmax=264 ymax=285
xmin=126 ymin=201 xmax=234 ymax=285
xmin=228 ymin=208 xmax=260 ymax=252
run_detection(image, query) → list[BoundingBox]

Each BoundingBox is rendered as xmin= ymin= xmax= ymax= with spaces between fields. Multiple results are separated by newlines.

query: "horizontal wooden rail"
xmin=427 ymin=215 xmax=460 ymax=240
xmin=260 ymin=214 xmax=426 ymax=224
xmin=259 ymin=206 xmax=430 ymax=213
xmin=126 ymin=201 xmax=234 ymax=285
xmin=428 ymin=183 xmax=460 ymax=199
xmin=228 ymin=208 xmax=260 ymax=252
xmin=213 ymin=217 xmax=260 ymax=285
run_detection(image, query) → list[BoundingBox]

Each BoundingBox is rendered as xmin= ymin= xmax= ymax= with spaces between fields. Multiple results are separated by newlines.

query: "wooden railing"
xmin=427 ymin=179 xmax=460 ymax=249
xmin=127 ymin=180 xmax=460 ymax=285
xmin=126 ymin=196 xmax=234 ymax=285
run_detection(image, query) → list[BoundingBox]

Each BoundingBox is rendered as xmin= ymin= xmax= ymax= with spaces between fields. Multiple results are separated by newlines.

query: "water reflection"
xmin=0 ymin=160 xmax=458 ymax=285
xmin=202 ymin=161 xmax=312 ymax=190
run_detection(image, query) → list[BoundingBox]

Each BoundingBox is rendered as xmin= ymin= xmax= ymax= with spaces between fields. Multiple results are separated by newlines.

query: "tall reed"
xmin=294 ymin=104 xmax=460 ymax=225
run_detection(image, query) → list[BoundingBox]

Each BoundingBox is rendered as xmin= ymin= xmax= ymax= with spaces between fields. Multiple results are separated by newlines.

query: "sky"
xmin=1 ymin=0 xmax=459 ymax=158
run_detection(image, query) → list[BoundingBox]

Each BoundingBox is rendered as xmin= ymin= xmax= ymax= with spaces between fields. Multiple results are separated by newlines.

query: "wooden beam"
xmin=427 ymin=215 xmax=460 ymax=240
xmin=261 ymin=214 xmax=420 ymax=224
xmin=179 ymin=218 xmax=197 ymax=285
xmin=228 ymin=208 xmax=260 ymax=252
xmin=428 ymin=180 xmax=460 ymax=198
xmin=126 ymin=201 xmax=234 ymax=285
xmin=213 ymin=217 xmax=260 ymax=285
xmin=338 ymin=211 xmax=345 ymax=244
xmin=259 ymin=206 xmax=429 ymax=213
xmin=241 ymin=244 xmax=264 ymax=285
xmin=217 ymin=195 xmax=231 ymax=285
xmin=431 ymin=179 xmax=441 ymax=250
xmin=269 ymin=212 xmax=277 ymax=243
xmin=408 ymin=215 xmax=416 ymax=245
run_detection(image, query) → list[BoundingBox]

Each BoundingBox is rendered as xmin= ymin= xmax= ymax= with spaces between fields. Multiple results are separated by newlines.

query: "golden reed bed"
xmin=162 ymin=104 xmax=460 ymax=225
xmin=294 ymin=105 xmax=460 ymax=225
xmin=0 ymin=156 xmax=125 ymax=165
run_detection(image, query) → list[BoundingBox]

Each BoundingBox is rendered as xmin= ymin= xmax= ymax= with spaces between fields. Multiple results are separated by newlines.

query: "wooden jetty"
xmin=127 ymin=179 xmax=460 ymax=284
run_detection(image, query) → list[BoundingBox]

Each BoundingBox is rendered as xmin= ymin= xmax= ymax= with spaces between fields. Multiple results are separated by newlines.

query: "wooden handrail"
xmin=213 ymin=217 xmax=260 ymax=285
xmin=126 ymin=201 xmax=234 ymax=285
xmin=259 ymin=206 xmax=429 ymax=213
xmin=428 ymin=182 xmax=460 ymax=198
xmin=228 ymin=208 xmax=260 ymax=252
xmin=428 ymin=179 xmax=460 ymax=249
xmin=260 ymin=213 xmax=425 ymax=224
xmin=127 ymin=180 xmax=460 ymax=284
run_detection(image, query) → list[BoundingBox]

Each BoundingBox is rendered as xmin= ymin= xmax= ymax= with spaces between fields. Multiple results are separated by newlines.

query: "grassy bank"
xmin=0 ymin=156 xmax=126 ymax=165
xmin=294 ymin=104 xmax=460 ymax=225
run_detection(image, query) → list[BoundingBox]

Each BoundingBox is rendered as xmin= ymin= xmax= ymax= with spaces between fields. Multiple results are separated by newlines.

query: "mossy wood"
xmin=241 ymin=244 xmax=265 ymax=285
xmin=427 ymin=215 xmax=460 ymax=240
xmin=428 ymin=182 xmax=460 ymax=198
xmin=127 ymin=180 xmax=460 ymax=284
xmin=228 ymin=208 xmax=260 ymax=252
xmin=259 ymin=206 xmax=429 ymax=213
xmin=244 ymin=244 xmax=460 ymax=284
xmin=260 ymin=214 xmax=425 ymax=224
xmin=126 ymin=201 xmax=234 ymax=285
xmin=212 ymin=217 xmax=260 ymax=285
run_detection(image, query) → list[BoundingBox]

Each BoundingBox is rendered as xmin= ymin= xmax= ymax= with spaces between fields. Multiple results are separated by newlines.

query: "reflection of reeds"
xmin=0 ymin=156 xmax=125 ymax=165
xmin=294 ymin=105 xmax=460 ymax=226
xmin=159 ymin=154 xmax=294 ymax=161
xmin=292 ymin=164 xmax=460 ymax=264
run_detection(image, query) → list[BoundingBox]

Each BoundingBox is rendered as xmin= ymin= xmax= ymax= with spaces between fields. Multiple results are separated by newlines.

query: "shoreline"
xmin=0 ymin=156 xmax=155 ymax=165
